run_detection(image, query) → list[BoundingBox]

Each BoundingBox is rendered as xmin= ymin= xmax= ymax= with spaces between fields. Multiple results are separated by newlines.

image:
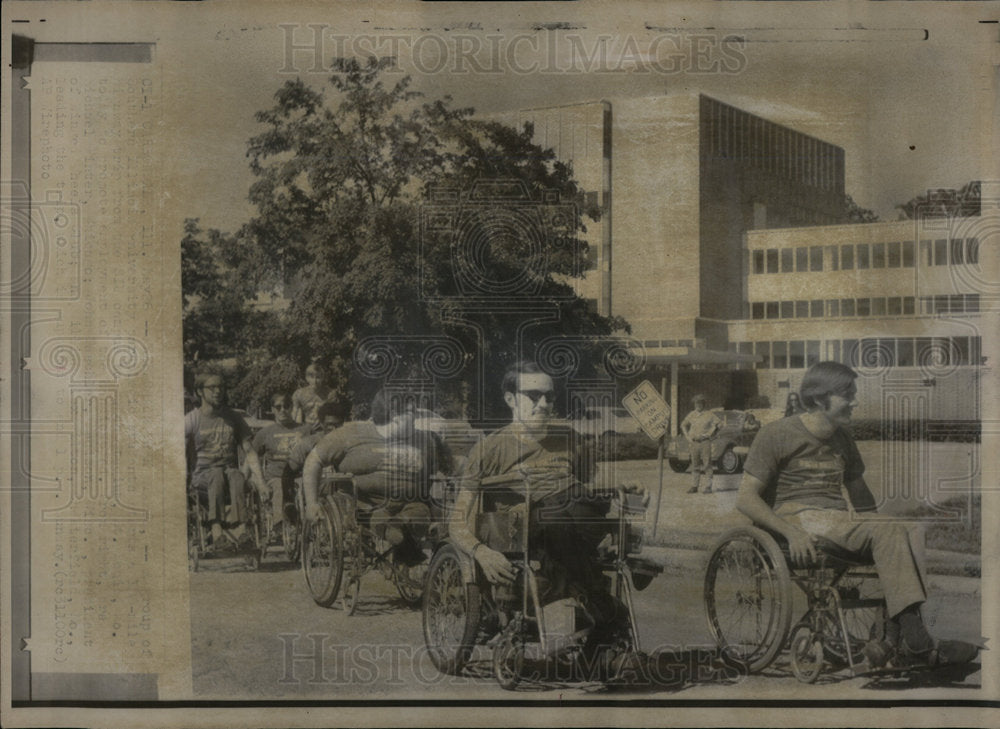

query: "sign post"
xmin=622 ymin=379 xmax=671 ymax=539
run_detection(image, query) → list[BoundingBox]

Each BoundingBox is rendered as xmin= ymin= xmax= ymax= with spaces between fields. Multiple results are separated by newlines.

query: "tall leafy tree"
xmin=193 ymin=58 xmax=626 ymax=414
xmin=896 ymin=181 xmax=981 ymax=220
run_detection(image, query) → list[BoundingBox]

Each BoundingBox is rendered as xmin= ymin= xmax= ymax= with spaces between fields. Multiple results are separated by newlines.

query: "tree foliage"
xmin=184 ymin=58 xmax=626 ymax=415
xmin=842 ymin=194 xmax=879 ymax=223
xmin=896 ymin=180 xmax=981 ymax=220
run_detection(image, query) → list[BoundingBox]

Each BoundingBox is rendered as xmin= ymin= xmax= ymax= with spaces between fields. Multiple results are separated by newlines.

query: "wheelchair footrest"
xmin=839 ymin=598 xmax=885 ymax=610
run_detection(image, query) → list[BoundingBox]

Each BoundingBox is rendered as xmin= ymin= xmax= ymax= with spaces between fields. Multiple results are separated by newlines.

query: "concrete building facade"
xmin=507 ymin=93 xmax=986 ymax=424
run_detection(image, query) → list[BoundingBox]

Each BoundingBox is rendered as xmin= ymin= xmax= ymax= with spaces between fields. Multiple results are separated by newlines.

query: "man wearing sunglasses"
xmin=449 ymin=360 xmax=628 ymax=675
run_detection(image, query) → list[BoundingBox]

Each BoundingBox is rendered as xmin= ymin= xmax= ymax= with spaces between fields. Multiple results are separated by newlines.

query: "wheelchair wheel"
xmin=244 ymin=489 xmax=266 ymax=570
xmin=493 ymin=631 xmax=525 ymax=691
xmin=394 ymin=560 xmax=427 ymax=607
xmin=790 ymin=625 xmax=824 ymax=683
xmin=187 ymin=497 xmax=204 ymax=572
xmin=302 ymin=499 xmax=345 ymax=607
xmin=704 ymin=527 xmax=792 ymax=673
xmin=341 ymin=576 xmax=361 ymax=615
xmin=283 ymin=517 xmax=301 ymax=563
xmin=422 ymin=544 xmax=481 ymax=675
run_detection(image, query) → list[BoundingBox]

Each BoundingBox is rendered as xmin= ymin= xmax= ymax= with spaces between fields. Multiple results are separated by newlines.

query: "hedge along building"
xmin=495 ymin=94 xmax=987 ymax=431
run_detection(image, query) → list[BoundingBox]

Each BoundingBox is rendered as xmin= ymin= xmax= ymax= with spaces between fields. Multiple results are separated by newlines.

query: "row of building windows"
xmin=702 ymin=97 xmax=844 ymax=193
xmin=731 ymin=336 xmax=981 ymax=370
xmin=751 ymin=238 xmax=979 ymax=275
xmin=748 ymin=294 xmax=981 ymax=320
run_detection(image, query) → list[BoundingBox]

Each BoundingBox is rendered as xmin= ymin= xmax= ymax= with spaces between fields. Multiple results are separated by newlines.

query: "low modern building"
xmin=505 ymin=93 xmax=987 ymax=427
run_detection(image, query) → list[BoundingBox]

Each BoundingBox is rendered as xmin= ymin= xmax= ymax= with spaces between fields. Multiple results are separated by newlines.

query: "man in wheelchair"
xmin=448 ymin=360 xmax=635 ymax=678
xmin=302 ymin=388 xmax=449 ymax=567
xmin=736 ymin=360 xmax=978 ymax=669
xmin=185 ymin=373 xmax=266 ymax=551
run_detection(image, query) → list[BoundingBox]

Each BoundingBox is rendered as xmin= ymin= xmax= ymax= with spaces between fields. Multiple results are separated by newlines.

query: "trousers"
xmin=775 ymin=502 xmax=928 ymax=617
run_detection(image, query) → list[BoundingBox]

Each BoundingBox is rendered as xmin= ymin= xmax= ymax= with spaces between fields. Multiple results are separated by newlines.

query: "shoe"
xmin=702 ymin=488 xmax=713 ymax=494
xmin=899 ymin=638 xmax=979 ymax=667
xmin=862 ymin=638 xmax=895 ymax=668
xmin=686 ymin=486 xmax=698 ymax=494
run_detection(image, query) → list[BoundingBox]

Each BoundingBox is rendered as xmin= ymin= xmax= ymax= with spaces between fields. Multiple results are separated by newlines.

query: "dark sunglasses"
xmin=519 ymin=389 xmax=556 ymax=404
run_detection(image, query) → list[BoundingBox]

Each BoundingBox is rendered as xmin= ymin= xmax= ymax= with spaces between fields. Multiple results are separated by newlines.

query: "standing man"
xmin=736 ymin=361 xmax=977 ymax=667
xmin=681 ymin=394 xmax=722 ymax=494
xmin=185 ymin=373 xmax=266 ymax=550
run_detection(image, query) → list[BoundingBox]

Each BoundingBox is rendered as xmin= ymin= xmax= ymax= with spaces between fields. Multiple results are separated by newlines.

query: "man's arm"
xmin=680 ymin=414 xmax=692 ymax=437
xmin=301 ymin=448 xmax=325 ymax=522
xmin=736 ymin=472 xmax=817 ymax=565
xmin=845 ymin=476 xmax=878 ymax=513
xmin=448 ymin=484 xmax=515 ymax=584
xmin=241 ymin=435 xmax=266 ymax=492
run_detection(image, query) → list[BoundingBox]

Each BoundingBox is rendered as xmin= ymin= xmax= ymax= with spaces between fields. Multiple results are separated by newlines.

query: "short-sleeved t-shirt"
xmin=310 ymin=421 xmax=444 ymax=501
xmin=184 ymin=407 xmax=253 ymax=472
xmin=286 ymin=431 xmax=326 ymax=476
xmin=292 ymin=386 xmax=332 ymax=426
xmin=681 ymin=409 xmax=722 ymax=441
xmin=461 ymin=423 xmax=595 ymax=505
xmin=252 ymin=422 xmax=310 ymax=479
xmin=743 ymin=415 xmax=865 ymax=511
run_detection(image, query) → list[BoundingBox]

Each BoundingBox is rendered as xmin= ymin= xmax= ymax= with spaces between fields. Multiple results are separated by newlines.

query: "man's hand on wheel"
xmin=475 ymin=544 xmax=516 ymax=584
xmin=304 ymin=502 xmax=322 ymax=523
xmin=785 ymin=526 xmax=818 ymax=566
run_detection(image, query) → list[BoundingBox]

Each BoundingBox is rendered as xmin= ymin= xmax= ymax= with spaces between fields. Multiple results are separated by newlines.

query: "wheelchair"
xmin=186 ymin=472 xmax=268 ymax=572
xmin=703 ymin=525 xmax=886 ymax=683
xmin=421 ymin=470 xmax=662 ymax=690
xmin=300 ymin=474 xmax=431 ymax=614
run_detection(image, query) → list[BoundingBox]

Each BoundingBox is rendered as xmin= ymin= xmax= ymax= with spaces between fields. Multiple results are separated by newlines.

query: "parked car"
xmin=568 ymin=404 xmax=643 ymax=450
xmin=665 ymin=409 xmax=761 ymax=475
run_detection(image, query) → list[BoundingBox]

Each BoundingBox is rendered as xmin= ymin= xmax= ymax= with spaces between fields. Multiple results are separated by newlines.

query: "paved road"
xmin=189 ymin=482 xmax=981 ymax=699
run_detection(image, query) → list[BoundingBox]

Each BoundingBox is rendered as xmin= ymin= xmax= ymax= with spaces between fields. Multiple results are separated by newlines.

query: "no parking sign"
xmin=622 ymin=380 xmax=671 ymax=441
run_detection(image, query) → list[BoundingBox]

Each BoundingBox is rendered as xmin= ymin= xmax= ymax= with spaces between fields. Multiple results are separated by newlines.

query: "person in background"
xmin=784 ymin=391 xmax=805 ymax=418
xmin=282 ymin=399 xmax=350 ymax=525
xmin=292 ymin=360 xmax=334 ymax=427
xmin=681 ymin=394 xmax=722 ymax=494
xmin=736 ymin=361 xmax=978 ymax=668
xmin=185 ymin=374 xmax=266 ymax=550
xmin=250 ymin=392 xmax=310 ymax=536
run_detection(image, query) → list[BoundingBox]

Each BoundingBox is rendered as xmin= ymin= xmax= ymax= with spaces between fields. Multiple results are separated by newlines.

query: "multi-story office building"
xmin=506 ymin=94 xmax=986 ymax=425
xmin=732 ymin=219 xmax=984 ymax=420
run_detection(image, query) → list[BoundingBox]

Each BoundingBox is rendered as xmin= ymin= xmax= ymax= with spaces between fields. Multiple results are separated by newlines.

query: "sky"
xmin=9 ymin=0 xmax=998 ymax=234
